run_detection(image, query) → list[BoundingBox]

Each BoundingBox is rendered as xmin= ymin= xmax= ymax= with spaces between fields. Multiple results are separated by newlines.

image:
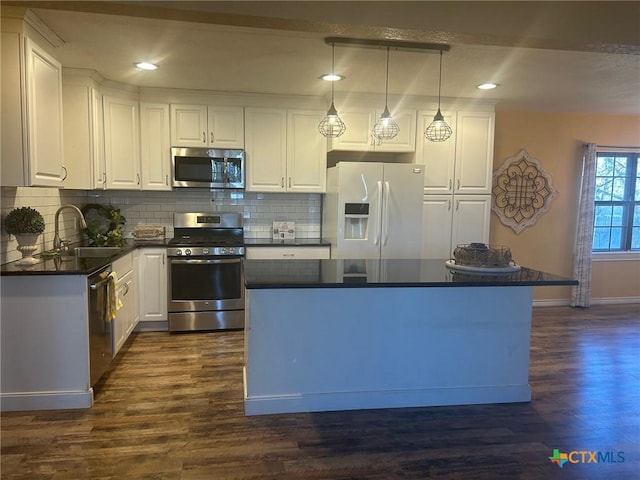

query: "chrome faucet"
xmin=53 ymin=205 xmax=87 ymax=252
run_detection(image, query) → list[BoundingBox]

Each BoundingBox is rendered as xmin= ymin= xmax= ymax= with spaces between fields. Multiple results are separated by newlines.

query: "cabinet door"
xmin=170 ymin=104 xmax=207 ymax=147
xmin=140 ymin=103 xmax=171 ymax=190
xmin=454 ymin=112 xmax=494 ymax=194
xmin=451 ymin=195 xmax=491 ymax=248
xmin=112 ymin=270 xmax=129 ymax=356
xmin=25 ymin=38 xmax=64 ymax=187
xmin=416 ymin=111 xmax=457 ymax=194
xmin=327 ymin=108 xmax=375 ymax=151
xmin=208 ymin=106 xmax=244 ymax=148
xmin=62 ymin=83 xmax=95 ymax=189
xmin=421 ymin=195 xmax=453 ymax=259
xmin=103 ymin=95 xmax=140 ymax=189
xmin=91 ymin=88 xmax=106 ymax=189
xmin=375 ymin=109 xmax=417 ymax=152
xmin=138 ymin=249 xmax=167 ymax=322
xmin=245 ymin=107 xmax=287 ymax=192
xmin=286 ymin=109 xmax=326 ymax=193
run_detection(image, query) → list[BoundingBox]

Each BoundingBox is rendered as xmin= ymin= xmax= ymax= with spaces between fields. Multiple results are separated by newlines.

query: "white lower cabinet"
xmin=245 ymin=246 xmax=330 ymax=260
xmin=137 ymin=248 xmax=168 ymax=326
xmin=422 ymin=195 xmax=491 ymax=259
xmin=111 ymin=252 xmax=138 ymax=356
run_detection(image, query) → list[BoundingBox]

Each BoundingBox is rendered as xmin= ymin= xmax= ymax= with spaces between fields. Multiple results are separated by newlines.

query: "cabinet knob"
xmin=61 ymin=166 xmax=68 ymax=181
xmin=288 ymin=177 xmax=291 ymax=188
xmin=281 ymin=177 xmax=285 ymax=188
xmin=202 ymin=131 xmax=206 ymax=143
xmin=210 ymin=131 xmax=214 ymax=144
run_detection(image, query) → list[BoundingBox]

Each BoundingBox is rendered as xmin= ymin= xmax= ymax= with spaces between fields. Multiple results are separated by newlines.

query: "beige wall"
xmin=492 ymin=110 xmax=640 ymax=303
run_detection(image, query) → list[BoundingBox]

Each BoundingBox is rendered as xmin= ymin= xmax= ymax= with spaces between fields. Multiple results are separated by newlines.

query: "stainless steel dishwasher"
xmin=88 ymin=265 xmax=112 ymax=386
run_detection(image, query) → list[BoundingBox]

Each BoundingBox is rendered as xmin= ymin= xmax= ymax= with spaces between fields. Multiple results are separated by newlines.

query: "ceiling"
xmin=4 ymin=1 xmax=640 ymax=114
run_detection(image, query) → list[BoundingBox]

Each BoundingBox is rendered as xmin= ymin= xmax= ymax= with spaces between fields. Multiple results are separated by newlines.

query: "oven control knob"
xmin=185 ymin=248 xmax=192 ymax=256
xmin=202 ymin=248 xmax=209 ymax=255
xmin=228 ymin=247 xmax=235 ymax=254
xmin=220 ymin=247 xmax=228 ymax=254
xmin=175 ymin=249 xmax=182 ymax=256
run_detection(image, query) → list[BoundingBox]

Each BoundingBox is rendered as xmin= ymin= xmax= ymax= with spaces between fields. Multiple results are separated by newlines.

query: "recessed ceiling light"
xmin=135 ymin=62 xmax=158 ymax=71
xmin=477 ymin=83 xmax=499 ymax=90
xmin=320 ymin=74 xmax=345 ymax=81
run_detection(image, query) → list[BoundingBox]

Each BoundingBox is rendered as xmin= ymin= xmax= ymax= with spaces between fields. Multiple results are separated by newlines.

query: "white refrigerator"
xmin=323 ymin=162 xmax=425 ymax=259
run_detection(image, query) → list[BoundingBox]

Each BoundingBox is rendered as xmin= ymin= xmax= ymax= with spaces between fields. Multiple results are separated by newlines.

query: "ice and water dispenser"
xmin=344 ymin=203 xmax=369 ymax=240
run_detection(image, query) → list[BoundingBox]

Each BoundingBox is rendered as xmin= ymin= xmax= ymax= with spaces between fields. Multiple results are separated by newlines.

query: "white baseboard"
xmin=244 ymin=385 xmax=532 ymax=416
xmin=0 ymin=390 xmax=93 ymax=412
xmin=590 ymin=296 xmax=640 ymax=305
xmin=533 ymin=297 xmax=640 ymax=307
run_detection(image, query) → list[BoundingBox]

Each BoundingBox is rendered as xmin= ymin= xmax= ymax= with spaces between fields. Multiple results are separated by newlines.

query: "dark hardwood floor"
xmin=1 ymin=304 xmax=639 ymax=479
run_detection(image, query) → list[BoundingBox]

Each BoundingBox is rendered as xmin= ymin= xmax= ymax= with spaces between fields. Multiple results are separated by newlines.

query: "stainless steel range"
xmin=167 ymin=212 xmax=245 ymax=332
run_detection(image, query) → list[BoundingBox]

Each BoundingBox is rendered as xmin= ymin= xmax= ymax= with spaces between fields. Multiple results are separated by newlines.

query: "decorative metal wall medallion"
xmin=492 ymin=149 xmax=558 ymax=234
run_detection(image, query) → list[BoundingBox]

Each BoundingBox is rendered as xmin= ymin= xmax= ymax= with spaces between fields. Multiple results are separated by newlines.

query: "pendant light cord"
xmin=331 ymin=43 xmax=335 ymax=102
xmin=385 ymin=46 xmax=390 ymax=105
xmin=437 ymin=50 xmax=443 ymax=108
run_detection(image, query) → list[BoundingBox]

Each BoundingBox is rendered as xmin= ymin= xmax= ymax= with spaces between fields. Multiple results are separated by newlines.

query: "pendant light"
xmin=318 ymin=43 xmax=346 ymax=138
xmin=372 ymin=47 xmax=399 ymax=141
xmin=425 ymin=50 xmax=453 ymax=142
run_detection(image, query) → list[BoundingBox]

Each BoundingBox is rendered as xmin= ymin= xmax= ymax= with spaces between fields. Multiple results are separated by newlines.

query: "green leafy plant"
xmin=81 ymin=204 xmax=126 ymax=246
xmin=3 ymin=207 xmax=45 ymax=235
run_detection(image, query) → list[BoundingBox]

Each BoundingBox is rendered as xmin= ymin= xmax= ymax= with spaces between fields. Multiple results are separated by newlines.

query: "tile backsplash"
xmin=1 ymin=187 xmax=321 ymax=264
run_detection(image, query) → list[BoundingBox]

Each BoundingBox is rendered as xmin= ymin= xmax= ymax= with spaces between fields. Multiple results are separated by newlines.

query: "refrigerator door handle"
xmin=375 ymin=180 xmax=383 ymax=245
xmin=383 ymin=181 xmax=391 ymax=246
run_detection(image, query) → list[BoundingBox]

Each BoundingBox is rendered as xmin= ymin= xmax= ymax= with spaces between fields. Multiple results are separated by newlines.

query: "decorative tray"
xmin=445 ymin=259 xmax=521 ymax=274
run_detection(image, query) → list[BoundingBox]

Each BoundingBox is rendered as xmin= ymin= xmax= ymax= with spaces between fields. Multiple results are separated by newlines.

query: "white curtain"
xmin=571 ymin=143 xmax=597 ymax=307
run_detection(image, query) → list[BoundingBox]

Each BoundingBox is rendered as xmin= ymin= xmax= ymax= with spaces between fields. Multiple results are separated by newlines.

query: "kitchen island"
xmin=243 ymin=258 xmax=577 ymax=416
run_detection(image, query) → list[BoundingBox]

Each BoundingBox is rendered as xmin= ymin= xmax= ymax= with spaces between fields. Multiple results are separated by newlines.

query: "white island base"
xmin=244 ymin=286 xmax=533 ymax=416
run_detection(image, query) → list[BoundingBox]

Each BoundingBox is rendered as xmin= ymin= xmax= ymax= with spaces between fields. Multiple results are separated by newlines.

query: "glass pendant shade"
xmin=372 ymin=47 xmax=399 ymax=141
xmin=319 ymin=43 xmax=346 ymax=138
xmin=318 ymin=101 xmax=347 ymax=137
xmin=425 ymin=50 xmax=453 ymax=142
xmin=425 ymin=108 xmax=452 ymax=142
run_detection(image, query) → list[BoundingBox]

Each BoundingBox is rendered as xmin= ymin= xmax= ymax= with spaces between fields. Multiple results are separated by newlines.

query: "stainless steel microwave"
xmin=171 ymin=147 xmax=245 ymax=189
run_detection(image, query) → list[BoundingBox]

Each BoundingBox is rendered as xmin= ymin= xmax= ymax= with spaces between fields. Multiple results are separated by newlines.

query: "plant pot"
xmin=15 ymin=233 xmax=40 ymax=265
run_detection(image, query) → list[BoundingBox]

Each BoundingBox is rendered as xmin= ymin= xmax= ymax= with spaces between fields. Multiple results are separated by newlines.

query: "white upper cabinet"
xmin=245 ymin=107 xmax=327 ymax=193
xmin=244 ymin=107 xmax=287 ymax=192
xmin=25 ymin=37 xmax=65 ymax=187
xmin=327 ymin=107 xmax=416 ymax=152
xmin=454 ymin=111 xmax=495 ymax=195
xmin=416 ymin=111 xmax=457 ymax=194
xmin=170 ymin=104 xmax=244 ymax=148
xmin=1 ymin=33 xmax=65 ymax=187
xmin=61 ymin=76 xmax=103 ymax=190
xmin=286 ymin=109 xmax=326 ymax=193
xmin=103 ymin=94 xmax=140 ymax=189
xmin=140 ymin=102 xmax=171 ymax=190
xmin=417 ymin=110 xmax=494 ymax=195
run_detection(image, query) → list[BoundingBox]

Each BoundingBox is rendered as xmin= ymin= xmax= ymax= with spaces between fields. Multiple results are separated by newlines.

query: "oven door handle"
xmin=169 ymin=258 xmax=242 ymax=265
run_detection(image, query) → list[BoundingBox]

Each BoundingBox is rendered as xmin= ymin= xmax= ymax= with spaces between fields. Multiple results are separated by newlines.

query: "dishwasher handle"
xmin=90 ymin=274 xmax=112 ymax=290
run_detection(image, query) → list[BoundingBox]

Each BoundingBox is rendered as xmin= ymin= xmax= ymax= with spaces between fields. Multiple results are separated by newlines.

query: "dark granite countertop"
xmin=0 ymin=240 xmax=167 ymax=276
xmin=243 ymin=258 xmax=578 ymax=289
xmin=244 ymin=238 xmax=330 ymax=247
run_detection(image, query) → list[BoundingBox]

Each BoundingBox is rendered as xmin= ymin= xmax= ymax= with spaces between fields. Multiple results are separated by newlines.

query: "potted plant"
xmin=3 ymin=206 xmax=45 ymax=265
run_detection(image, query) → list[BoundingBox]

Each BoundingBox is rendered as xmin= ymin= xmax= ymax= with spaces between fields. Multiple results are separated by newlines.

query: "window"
xmin=593 ymin=151 xmax=640 ymax=251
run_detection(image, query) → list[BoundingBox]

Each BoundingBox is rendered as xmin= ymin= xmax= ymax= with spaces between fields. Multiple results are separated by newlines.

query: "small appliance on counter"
xmin=272 ymin=221 xmax=295 ymax=240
